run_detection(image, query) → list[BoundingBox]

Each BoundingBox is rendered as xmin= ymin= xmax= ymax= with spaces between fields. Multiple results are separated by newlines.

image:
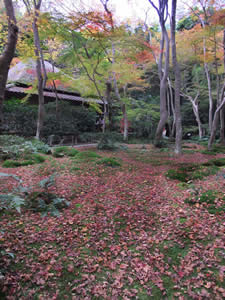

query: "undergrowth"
xmin=2 ymin=154 xmax=45 ymax=168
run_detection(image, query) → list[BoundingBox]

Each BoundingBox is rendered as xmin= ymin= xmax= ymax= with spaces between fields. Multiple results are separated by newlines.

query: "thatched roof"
xmin=6 ymin=59 xmax=105 ymax=105
xmin=7 ymin=59 xmax=79 ymax=94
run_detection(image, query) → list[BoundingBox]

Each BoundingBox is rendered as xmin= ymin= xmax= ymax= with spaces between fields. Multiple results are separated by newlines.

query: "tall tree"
xmin=0 ymin=0 xmax=18 ymax=131
xmin=208 ymin=26 xmax=225 ymax=150
xmin=23 ymin=0 xmax=47 ymax=140
xmin=148 ymin=0 xmax=170 ymax=146
xmin=171 ymin=0 xmax=182 ymax=154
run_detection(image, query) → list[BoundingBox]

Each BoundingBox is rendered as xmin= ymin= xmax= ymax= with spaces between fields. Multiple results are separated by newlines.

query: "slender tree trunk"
xmin=166 ymin=87 xmax=172 ymax=137
xmin=171 ymin=0 xmax=182 ymax=154
xmin=208 ymin=96 xmax=225 ymax=150
xmin=155 ymin=27 xmax=170 ymax=145
xmin=220 ymin=107 xmax=225 ymax=144
xmin=111 ymin=42 xmax=128 ymax=140
xmin=24 ymin=0 xmax=47 ymax=140
xmin=105 ymin=79 xmax=112 ymax=130
xmin=191 ymin=94 xmax=202 ymax=139
xmin=219 ymin=29 xmax=225 ymax=144
xmin=0 ymin=0 xmax=18 ymax=131
xmin=168 ymin=78 xmax=176 ymax=137
xmin=204 ymin=60 xmax=213 ymax=133
xmin=208 ymin=27 xmax=225 ymax=148
xmin=122 ymin=104 xmax=128 ymax=141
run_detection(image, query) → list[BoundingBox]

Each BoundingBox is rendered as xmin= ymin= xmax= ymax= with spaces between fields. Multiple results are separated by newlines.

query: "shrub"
xmin=78 ymin=132 xmax=103 ymax=143
xmin=96 ymin=157 xmax=121 ymax=167
xmin=0 ymin=194 xmax=25 ymax=213
xmin=97 ymin=132 xmax=122 ymax=150
xmin=3 ymin=101 xmax=37 ymax=136
xmin=27 ymin=139 xmax=51 ymax=154
xmin=26 ymin=191 xmax=70 ymax=217
xmin=0 ymin=135 xmax=50 ymax=161
xmin=42 ymin=102 xmax=97 ymax=137
xmin=0 ymin=135 xmax=26 ymax=146
xmin=0 ymin=173 xmax=70 ymax=217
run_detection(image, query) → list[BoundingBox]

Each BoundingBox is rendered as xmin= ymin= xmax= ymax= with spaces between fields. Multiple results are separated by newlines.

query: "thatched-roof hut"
xmin=6 ymin=59 xmax=104 ymax=105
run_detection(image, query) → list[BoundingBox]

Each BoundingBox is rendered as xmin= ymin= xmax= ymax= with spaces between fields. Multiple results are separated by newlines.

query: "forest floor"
xmin=0 ymin=143 xmax=225 ymax=299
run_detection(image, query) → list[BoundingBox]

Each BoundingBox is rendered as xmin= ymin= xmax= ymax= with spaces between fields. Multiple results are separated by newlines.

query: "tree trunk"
xmin=111 ymin=42 xmax=128 ymax=139
xmin=219 ymin=29 xmax=225 ymax=144
xmin=192 ymin=95 xmax=203 ymax=139
xmin=122 ymin=103 xmax=128 ymax=141
xmin=168 ymin=78 xmax=176 ymax=137
xmin=208 ymin=28 xmax=225 ymax=149
xmin=171 ymin=0 xmax=182 ymax=154
xmin=105 ymin=79 xmax=113 ymax=130
xmin=31 ymin=2 xmax=47 ymax=140
xmin=0 ymin=0 xmax=18 ymax=131
xmin=155 ymin=26 xmax=170 ymax=145
xmin=204 ymin=61 xmax=213 ymax=133
xmin=208 ymin=97 xmax=225 ymax=150
xmin=219 ymin=107 xmax=225 ymax=144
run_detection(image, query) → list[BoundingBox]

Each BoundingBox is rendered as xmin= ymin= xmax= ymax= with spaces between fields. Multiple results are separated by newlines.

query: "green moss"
xmin=201 ymin=144 xmax=225 ymax=155
xmin=52 ymin=146 xmax=79 ymax=158
xmin=96 ymin=157 xmax=121 ymax=167
xmin=75 ymin=151 xmax=101 ymax=161
xmin=209 ymin=158 xmax=225 ymax=166
xmin=166 ymin=162 xmax=218 ymax=182
xmin=185 ymin=189 xmax=225 ymax=214
xmin=2 ymin=154 xmax=45 ymax=168
xmin=166 ymin=169 xmax=188 ymax=182
xmin=199 ymin=190 xmax=217 ymax=204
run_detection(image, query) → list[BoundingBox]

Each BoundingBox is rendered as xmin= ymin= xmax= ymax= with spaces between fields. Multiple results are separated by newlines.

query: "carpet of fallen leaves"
xmin=0 ymin=144 xmax=225 ymax=300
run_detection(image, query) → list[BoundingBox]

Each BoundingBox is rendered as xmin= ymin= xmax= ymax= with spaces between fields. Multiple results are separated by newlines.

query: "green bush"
xmin=3 ymin=100 xmax=97 ymax=138
xmin=96 ymin=157 xmax=121 ymax=167
xmin=0 ymin=174 xmax=70 ymax=217
xmin=0 ymin=194 xmax=25 ymax=213
xmin=26 ymin=191 xmax=70 ymax=217
xmin=0 ymin=135 xmax=50 ymax=161
xmin=3 ymin=101 xmax=37 ymax=136
xmin=42 ymin=102 xmax=97 ymax=137
xmin=52 ymin=146 xmax=79 ymax=158
xmin=97 ymin=132 xmax=122 ymax=150
xmin=78 ymin=132 xmax=103 ymax=143
xmin=0 ymin=135 xmax=26 ymax=146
